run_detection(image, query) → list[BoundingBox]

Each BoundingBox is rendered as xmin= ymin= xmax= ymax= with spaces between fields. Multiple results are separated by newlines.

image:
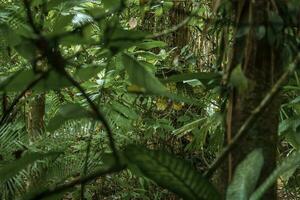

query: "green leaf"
xmin=226 ymin=149 xmax=264 ymax=200
xmin=52 ymin=14 xmax=74 ymax=35
xmin=124 ymin=145 xmax=220 ymax=200
xmin=105 ymin=28 xmax=148 ymax=52
xmin=0 ymin=151 xmax=61 ymax=183
xmin=136 ymin=40 xmax=167 ymax=50
xmin=268 ymin=11 xmax=284 ymax=32
xmin=0 ymin=67 xmax=102 ymax=92
xmin=110 ymin=101 xmax=139 ymax=120
xmin=15 ymin=40 xmax=37 ymax=60
xmin=236 ymin=26 xmax=250 ymax=38
xmin=256 ymin=26 xmax=266 ymax=40
xmin=250 ymin=150 xmax=300 ymax=200
xmin=22 ymin=153 xmax=126 ymax=200
xmin=0 ymin=24 xmax=21 ymax=46
xmin=172 ymin=118 xmax=204 ymax=138
xmin=229 ymin=65 xmax=248 ymax=92
xmin=102 ymin=0 xmax=121 ymax=10
xmin=0 ymin=70 xmax=71 ymax=92
xmin=47 ymin=103 xmax=91 ymax=132
xmin=161 ymin=72 xmax=221 ymax=87
xmin=122 ymin=53 xmax=167 ymax=95
xmin=74 ymin=64 xmax=106 ymax=82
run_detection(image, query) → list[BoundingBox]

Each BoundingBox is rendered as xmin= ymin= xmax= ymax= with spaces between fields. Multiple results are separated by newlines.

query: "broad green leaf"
xmin=161 ymin=72 xmax=221 ymax=87
xmin=172 ymin=118 xmax=204 ymax=138
xmin=15 ymin=40 xmax=37 ymax=60
xmin=124 ymin=145 xmax=220 ymax=200
xmin=74 ymin=64 xmax=106 ymax=82
xmin=102 ymin=0 xmax=121 ymax=10
xmin=105 ymin=28 xmax=148 ymax=52
xmin=256 ymin=26 xmax=266 ymax=40
xmin=226 ymin=149 xmax=264 ymax=200
xmin=52 ymin=14 xmax=74 ymax=35
xmin=0 ymin=151 xmax=61 ymax=183
xmin=0 ymin=70 xmax=70 ymax=92
xmin=250 ymin=150 xmax=300 ymax=200
xmin=0 ymin=67 xmax=102 ymax=92
xmin=0 ymin=24 xmax=21 ymax=46
xmin=278 ymin=118 xmax=300 ymax=149
xmin=122 ymin=54 xmax=203 ymax=106
xmin=110 ymin=101 xmax=139 ymax=120
xmin=268 ymin=11 xmax=284 ymax=32
xmin=236 ymin=27 xmax=250 ymax=38
xmin=47 ymin=0 xmax=80 ymax=10
xmin=122 ymin=53 xmax=167 ymax=95
xmin=229 ymin=65 xmax=248 ymax=92
xmin=22 ymin=153 xmax=125 ymax=200
xmin=136 ymin=40 xmax=167 ymax=50
xmin=47 ymin=104 xmax=91 ymax=132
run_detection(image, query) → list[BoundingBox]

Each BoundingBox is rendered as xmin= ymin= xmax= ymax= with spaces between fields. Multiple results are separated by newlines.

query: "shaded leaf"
xmin=124 ymin=145 xmax=220 ymax=200
xmin=172 ymin=118 xmax=204 ymax=138
xmin=22 ymin=153 xmax=125 ymax=200
xmin=226 ymin=149 xmax=264 ymax=200
xmin=230 ymin=65 xmax=248 ymax=92
xmin=105 ymin=28 xmax=147 ymax=52
xmin=250 ymin=150 xmax=300 ymax=200
xmin=160 ymin=72 xmax=220 ymax=88
xmin=122 ymin=53 xmax=167 ymax=95
xmin=136 ymin=40 xmax=167 ymax=50
xmin=0 ymin=151 xmax=61 ymax=183
xmin=74 ymin=64 xmax=106 ymax=82
xmin=47 ymin=104 xmax=91 ymax=132
xmin=0 ymin=70 xmax=70 ymax=92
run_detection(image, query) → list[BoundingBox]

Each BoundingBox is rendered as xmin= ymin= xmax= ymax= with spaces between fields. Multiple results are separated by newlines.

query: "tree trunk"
xmin=169 ymin=0 xmax=191 ymax=55
xmin=225 ymin=1 xmax=282 ymax=199
xmin=26 ymin=92 xmax=45 ymax=140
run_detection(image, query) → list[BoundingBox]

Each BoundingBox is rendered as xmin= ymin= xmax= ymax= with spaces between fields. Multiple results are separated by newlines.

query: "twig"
xmin=54 ymin=0 xmax=126 ymax=40
xmin=23 ymin=0 xmax=40 ymax=34
xmin=22 ymin=2 xmax=119 ymax=163
xmin=80 ymin=67 xmax=109 ymax=199
xmin=25 ymin=163 xmax=126 ymax=200
xmin=0 ymin=72 xmax=49 ymax=125
xmin=204 ymin=54 xmax=300 ymax=178
xmin=147 ymin=2 xmax=201 ymax=39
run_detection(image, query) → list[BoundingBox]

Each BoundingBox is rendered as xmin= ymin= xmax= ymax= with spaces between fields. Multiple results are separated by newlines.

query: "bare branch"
xmin=204 ymin=54 xmax=300 ymax=178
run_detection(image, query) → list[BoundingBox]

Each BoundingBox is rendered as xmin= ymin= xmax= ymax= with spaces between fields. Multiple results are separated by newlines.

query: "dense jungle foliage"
xmin=0 ymin=0 xmax=299 ymax=199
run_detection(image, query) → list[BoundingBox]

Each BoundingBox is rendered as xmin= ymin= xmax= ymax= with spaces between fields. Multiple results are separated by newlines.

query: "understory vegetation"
xmin=0 ymin=0 xmax=299 ymax=199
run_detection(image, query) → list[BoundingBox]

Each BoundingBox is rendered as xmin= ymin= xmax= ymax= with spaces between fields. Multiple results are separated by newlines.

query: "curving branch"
xmin=0 ymin=72 xmax=49 ymax=125
xmin=25 ymin=162 xmax=126 ymax=200
xmin=204 ymin=54 xmax=300 ymax=178
xmin=22 ymin=0 xmax=119 ymax=162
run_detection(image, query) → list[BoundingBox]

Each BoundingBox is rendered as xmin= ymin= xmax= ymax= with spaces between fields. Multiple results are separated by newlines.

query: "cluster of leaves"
xmin=0 ymin=0 xmax=299 ymax=199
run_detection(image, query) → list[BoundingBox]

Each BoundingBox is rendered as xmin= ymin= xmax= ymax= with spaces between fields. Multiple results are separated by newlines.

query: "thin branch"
xmin=0 ymin=72 xmax=49 ymax=125
xmin=23 ymin=0 xmax=40 ymax=34
xmin=22 ymin=0 xmax=119 ymax=164
xmin=80 ymin=66 xmax=109 ymax=198
xmin=147 ymin=2 xmax=201 ymax=39
xmin=204 ymin=54 xmax=300 ymax=178
xmin=54 ymin=0 xmax=126 ymax=40
xmin=57 ymin=67 xmax=119 ymax=163
xmin=26 ymin=163 xmax=126 ymax=200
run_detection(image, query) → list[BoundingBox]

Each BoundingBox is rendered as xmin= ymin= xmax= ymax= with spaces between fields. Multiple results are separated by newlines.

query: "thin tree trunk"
xmin=225 ymin=1 xmax=282 ymax=199
xmin=169 ymin=0 xmax=191 ymax=55
xmin=26 ymin=92 xmax=45 ymax=140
